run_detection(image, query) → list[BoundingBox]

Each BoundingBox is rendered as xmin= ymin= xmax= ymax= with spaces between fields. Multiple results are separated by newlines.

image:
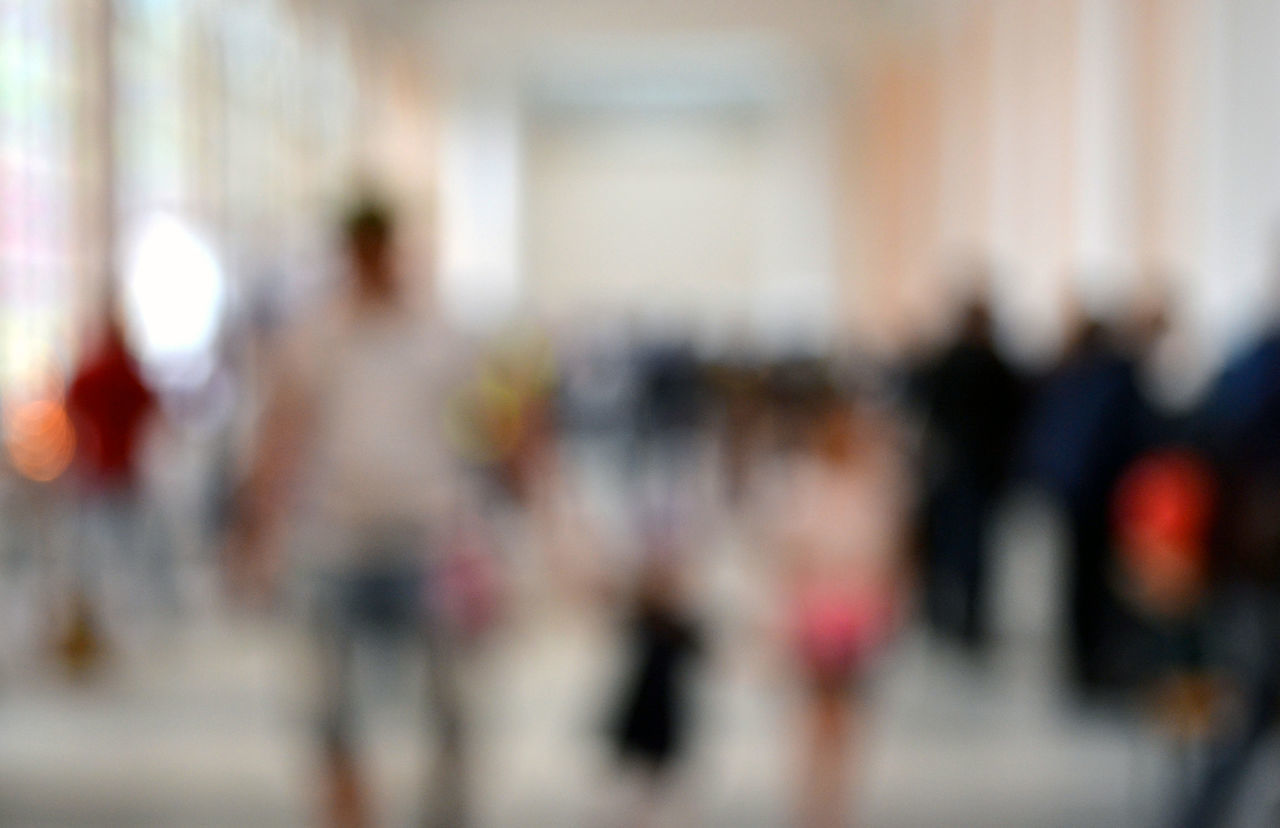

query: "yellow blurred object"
xmin=54 ymin=591 xmax=108 ymax=678
xmin=1148 ymin=674 xmax=1228 ymax=742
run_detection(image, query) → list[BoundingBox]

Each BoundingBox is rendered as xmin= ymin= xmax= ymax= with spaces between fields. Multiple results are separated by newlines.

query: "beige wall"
xmin=412 ymin=0 xmax=1275 ymax=373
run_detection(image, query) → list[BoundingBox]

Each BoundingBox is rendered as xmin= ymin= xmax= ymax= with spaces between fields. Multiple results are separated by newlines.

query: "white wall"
xmin=525 ymin=108 xmax=761 ymax=337
xmin=1197 ymin=0 xmax=1280 ymax=362
xmin=431 ymin=35 xmax=842 ymax=350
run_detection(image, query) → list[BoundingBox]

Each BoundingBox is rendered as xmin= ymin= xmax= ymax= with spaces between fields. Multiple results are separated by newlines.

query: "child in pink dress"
xmin=777 ymin=398 xmax=909 ymax=826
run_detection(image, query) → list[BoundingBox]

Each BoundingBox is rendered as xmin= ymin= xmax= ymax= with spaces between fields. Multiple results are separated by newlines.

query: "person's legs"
xmin=1177 ymin=674 xmax=1277 ymax=828
xmin=103 ymin=487 xmax=173 ymax=633
xmin=1177 ymin=591 xmax=1280 ymax=828
xmin=930 ymin=478 xmax=989 ymax=650
xmin=920 ymin=491 xmax=949 ymax=638
xmin=56 ymin=490 xmax=114 ymax=673
xmin=957 ymin=491 xmax=994 ymax=652
xmin=421 ymin=615 xmax=466 ymax=827
xmin=133 ymin=488 xmax=180 ymax=618
xmin=315 ymin=578 xmax=367 ymax=827
xmin=798 ymin=683 xmax=857 ymax=828
xmin=633 ymin=759 xmax=677 ymax=828
xmin=1067 ymin=505 xmax=1112 ymax=690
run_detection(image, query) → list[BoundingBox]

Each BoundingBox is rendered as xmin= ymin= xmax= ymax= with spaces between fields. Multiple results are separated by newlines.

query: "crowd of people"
xmin=4 ymin=197 xmax=1279 ymax=827
xmin=911 ymin=292 xmax=1280 ymax=828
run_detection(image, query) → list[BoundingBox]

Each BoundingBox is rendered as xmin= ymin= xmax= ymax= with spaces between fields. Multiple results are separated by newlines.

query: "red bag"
xmin=1112 ymin=448 xmax=1216 ymax=616
xmin=429 ymin=516 xmax=503 ymax=641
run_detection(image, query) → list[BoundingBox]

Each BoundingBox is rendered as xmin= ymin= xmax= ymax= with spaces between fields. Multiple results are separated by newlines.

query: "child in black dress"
xmin=608 ymin=546 xmax=703 ymax=826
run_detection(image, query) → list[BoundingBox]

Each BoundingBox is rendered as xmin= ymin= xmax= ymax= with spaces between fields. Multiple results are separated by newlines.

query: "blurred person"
xmin=606 ymin=529 xmax=704 ymax=827
xmin=1020 ymin=318 xmax=1146 ymax=694
xmin=1111 ymin=447 xmax=1219 ymax=731
xmin=773 ymin=395 xmax=910 ymax=827
xmin=707 ymin=355 xmax=768 ymax=508
xmin=1102 ymin=299 xmax=1209 ymax=686
xmin=229 ymin=198 xmax=478 ymax=827
xmin=460 ymin=329 xmax=557 ymax=507
xmin=637 ymin=341 xmax=704 ymax=443
xmin=913 ymin=298 xmax=1023 ymax=653
xmin=632 ymin=339 xmax=709 ymax=507
xmin=1126 ymin=296 xmax=1195 ymax=424
xmin=61 ymin=310 xmax=159 ymax=670
xmin=67 ymin=315 xmax=157 ymax=488
xmin=1171 ymin=305 xmax=1280 ymax=827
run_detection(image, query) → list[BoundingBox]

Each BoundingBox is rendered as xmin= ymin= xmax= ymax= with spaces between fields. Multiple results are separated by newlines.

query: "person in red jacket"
xmin=67 ymin=319 xmax=157 ymax=487
xmin=63 ymin=314 xmax=159 ymax=664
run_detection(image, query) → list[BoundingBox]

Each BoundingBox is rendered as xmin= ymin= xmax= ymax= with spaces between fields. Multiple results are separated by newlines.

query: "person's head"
xmin=343 ymin=198 xmax=396 ymax=301
xmin=811 ymin=393 xmax=859 ymax=466
xmin=1129 ymin=295 xmax=1171 ymax=352
xmin=636 ymin=553 xmax=682 ymax=613
xmin=89 ymin=284 xmax=129 ymax=355
xmin=1063 ymin=315 xmax=1107 ymax=358
xmin=960 ymin=298 xmax=994 ymax=345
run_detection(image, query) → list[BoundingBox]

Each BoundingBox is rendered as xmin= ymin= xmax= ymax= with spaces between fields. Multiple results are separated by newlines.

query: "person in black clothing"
xmin=916 ymin=299 xmax=1023 ymax=652
xmin=610 ymin=553 xmax=702 ymax=780
xmin=1174 ymin=320 xmax=1280 ymax=827
xmin=1021 ymin=318 xmax=1148 ymax=692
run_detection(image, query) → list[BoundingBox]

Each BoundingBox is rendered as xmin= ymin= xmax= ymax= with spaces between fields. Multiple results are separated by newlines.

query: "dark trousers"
xmin=925 ymin=476 xmax=994 ymax=650
xmin=1178 ymin=587 xmax=1280 ymax=828
xmin=1065 ymin=503 xmax=1117 ymax=690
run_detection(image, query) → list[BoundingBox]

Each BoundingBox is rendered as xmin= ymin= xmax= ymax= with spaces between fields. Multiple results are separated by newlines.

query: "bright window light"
xmin=122 ymin=213 xmax=225 ymax=383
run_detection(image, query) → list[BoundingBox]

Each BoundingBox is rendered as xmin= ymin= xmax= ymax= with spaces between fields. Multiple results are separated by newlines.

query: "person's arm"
xmin=867 ymin=421 xmax=920 ymax=631
xmin=225 ymin=334 xmax=315 ymax=598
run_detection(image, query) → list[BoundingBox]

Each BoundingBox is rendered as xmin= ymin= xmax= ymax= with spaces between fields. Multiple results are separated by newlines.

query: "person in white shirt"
xmin=231 ymin=199 xmax=476 ymax=827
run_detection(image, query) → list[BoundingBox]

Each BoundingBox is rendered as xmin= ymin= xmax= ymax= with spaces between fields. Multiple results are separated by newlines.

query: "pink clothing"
xmin=792 ymin=584 xmax=893 ymax=686
xmin=776 ymin=439 xmax=907 ymax=684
